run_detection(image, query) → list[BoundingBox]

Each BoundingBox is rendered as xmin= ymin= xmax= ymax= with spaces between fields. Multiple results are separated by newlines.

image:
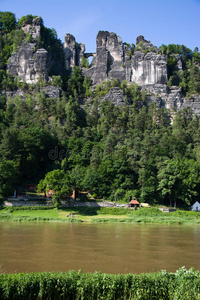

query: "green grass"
xmin=0 ymin=267 xmax=200 ymax=299
xmin=0 ymin=207 xmax=82 ymax=223
xmin=1 ymin=206 xmax=200 ymax=224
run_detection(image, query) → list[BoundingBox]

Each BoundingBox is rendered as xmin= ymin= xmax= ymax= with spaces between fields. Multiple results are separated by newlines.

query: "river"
xmin=0 ymin=222 xmax=200 ymax=274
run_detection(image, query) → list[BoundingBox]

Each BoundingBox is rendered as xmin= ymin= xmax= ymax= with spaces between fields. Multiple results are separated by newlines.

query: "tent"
xmin=191 ymin=201 xmax=200 ymax=211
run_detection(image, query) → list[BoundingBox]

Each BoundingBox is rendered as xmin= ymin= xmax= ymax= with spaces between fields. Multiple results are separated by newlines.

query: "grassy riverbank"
xmin=1 ymin=206 xmax=200 ymax=225
xmin=0 ymin=267 xmax=199 ymax=299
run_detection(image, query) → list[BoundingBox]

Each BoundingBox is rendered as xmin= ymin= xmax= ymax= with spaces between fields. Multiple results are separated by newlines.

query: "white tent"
xmin=191 ymin=201 xmax=200 ymax=211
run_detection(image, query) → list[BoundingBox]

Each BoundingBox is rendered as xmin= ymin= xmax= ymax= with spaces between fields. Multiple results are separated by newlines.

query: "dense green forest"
xmin=0 ymin=12 xmax=200 ymax=207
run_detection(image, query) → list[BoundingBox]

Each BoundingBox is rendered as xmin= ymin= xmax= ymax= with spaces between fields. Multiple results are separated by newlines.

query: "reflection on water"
xmin=0 ymin=222 xmax=200 ymax=274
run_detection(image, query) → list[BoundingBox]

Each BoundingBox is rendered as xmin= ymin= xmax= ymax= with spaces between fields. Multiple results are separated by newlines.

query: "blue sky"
xmin=1 ymin=0 xmax=200 ymax=53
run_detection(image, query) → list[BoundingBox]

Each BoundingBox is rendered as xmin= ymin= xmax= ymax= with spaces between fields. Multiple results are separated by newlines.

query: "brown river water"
xmin=0 ymin=222 xmax=200 ymax=274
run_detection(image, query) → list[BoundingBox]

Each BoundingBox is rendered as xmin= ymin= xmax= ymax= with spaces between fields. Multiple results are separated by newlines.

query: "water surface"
xmin=0 ymin=222 xmax=200 ymax=274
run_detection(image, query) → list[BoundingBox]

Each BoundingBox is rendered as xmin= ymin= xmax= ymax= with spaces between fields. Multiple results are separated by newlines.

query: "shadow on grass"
xmin=60 ymin=207 xmax=101 ymax=216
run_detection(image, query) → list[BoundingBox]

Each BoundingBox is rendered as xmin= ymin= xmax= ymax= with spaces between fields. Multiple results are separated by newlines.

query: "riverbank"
xmin=0 ymin=267 xmax=199 ymax=299
xmin=1 ymin=206 xmax=200 ymax=225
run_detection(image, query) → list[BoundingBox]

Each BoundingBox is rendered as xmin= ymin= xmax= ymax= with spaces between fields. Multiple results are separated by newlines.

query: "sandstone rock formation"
xmin=7 ymin=42 xmax=49 ymax=84
xmin=83 ymin=31 xmax=125 ymax=84
xmin=6 ymin=23 xmax=200 ymax=115
xmin=21 ymin=16 xmax=42 ymax=40
xmin=6 ymin=85 xmax=61 ymax=102
xmin=131 ymin=51 xmax=168 ymax=85
xmin=82 ymin=31 xmax=200 ymax=115
xmin=64 ymin=33 xmax=85 ymax=70
xmin=7 ymin=17 xmax=61 ymax=84
xmin=104 ymin=87 xmax=126 ymax=106
xmin=82 ymin=31 xmax=168 ymax=88
xmin=64 ymin=34 xmax=76 ymax=70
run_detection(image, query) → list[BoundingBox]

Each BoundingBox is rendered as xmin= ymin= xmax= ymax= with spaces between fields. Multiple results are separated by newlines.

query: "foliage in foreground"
xmin=0 ymin=267 xmax=199 ymax=300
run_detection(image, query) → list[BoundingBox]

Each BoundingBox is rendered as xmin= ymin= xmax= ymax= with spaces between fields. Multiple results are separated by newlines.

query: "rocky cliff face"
xmin=64 ymin=33 xmax=85 ymax=70
xmin=104 ymin=87 xmax=126 ymax=106
xmin=6 ymin=24 xmax=200 ymax=115
xmin=3 ymin=25 xmax=175 ymax=90
xmin=82 ymin=31 xmax=200 ymax=115
xmin=131 ymin=51 xmax=168 ymax=85
xmin=7 ymin=42 xmax=49 ymax=83
xmin=21 ymin=16 xmax=42 ymax=40
xmin=83 ymin=31 xmax=125 ymax=84
xmin=7 ymin=17 xmax=60 ymax=84
xmin=6 ymin=85 xmax=61 ymax=102
xmin=82 ymin=32 xmax=168 ymax=87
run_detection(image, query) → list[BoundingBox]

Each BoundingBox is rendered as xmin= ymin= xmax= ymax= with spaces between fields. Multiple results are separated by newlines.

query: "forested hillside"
xmin=0 ymin=12 xmax=200 ymax=207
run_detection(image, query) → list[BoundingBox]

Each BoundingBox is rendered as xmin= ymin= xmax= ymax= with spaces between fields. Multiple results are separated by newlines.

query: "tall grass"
xmin=0 ymin=267 xmax=199 ymax=299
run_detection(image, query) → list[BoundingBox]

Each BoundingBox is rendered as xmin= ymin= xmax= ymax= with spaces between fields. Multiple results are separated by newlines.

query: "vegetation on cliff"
xmin=0 ymin=12 xmax=200 ymax=209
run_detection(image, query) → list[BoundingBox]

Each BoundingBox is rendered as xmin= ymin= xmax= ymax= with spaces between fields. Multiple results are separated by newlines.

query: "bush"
xmin=3 ymin=206 xmax=55 ymax=212
xmin=52 ymin=195 xmax=61 ymax=208
xmin=81 ymin=56 xmax=89 ymax=68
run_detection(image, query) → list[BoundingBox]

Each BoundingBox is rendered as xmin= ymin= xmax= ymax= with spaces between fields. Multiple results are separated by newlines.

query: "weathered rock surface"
xmin=21 ymin=16 xmax=42 ymax=40
xmin=131 ymin=51 xmax=168 ymax=85
xmin=103 ymin=87 xmax=126 ymax=106
xmin=82 ymin=31 xmax=200 ymax=115
xmin=64 ymin=33 xmax=86 ymax=70
xmin=5 ymin=89 xmax=26 ymax=100
xmin=7 ymin=43 xmax=49 ymax=83
xmin=7 ymin=16 xmax=51 ymax=84
xmin=64 ymin=34 xmax=76 ymax=70
xmin=40 ymin=85 xmax=61 ymax=99
xmin=6 ymin=23 xmax=200 ymax=115
xmin=5 ymin=86 xmax=61 ymax=101
xmin=181 ymin=95 xmax=200 ymax=115
xmin=7 ymin=17 xmax=63 ymax=84
xmin=144 ymin=84 xmax=184 ymax=111
xmin=83 ymin=31 xmax=168 ymax=88
xmin=83 ymin=31 xmax=125 ymax=84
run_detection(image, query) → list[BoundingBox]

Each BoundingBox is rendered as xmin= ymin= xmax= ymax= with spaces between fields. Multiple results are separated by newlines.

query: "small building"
xmin=129 ymin=197 xmax=140 ymax=208
xmin=46 ymin=189 xmax=55 ymax=198
xmin=191 ymin=201 xmax=200 ymax=211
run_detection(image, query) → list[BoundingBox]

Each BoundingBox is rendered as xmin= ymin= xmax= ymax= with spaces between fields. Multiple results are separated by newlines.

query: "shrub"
xmin=81 ymin=56 xmax=89 ymax=69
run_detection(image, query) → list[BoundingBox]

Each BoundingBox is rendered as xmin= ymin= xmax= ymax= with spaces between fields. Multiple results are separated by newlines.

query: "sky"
xmin=0 ymin=0 xmax=200 ymax=53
